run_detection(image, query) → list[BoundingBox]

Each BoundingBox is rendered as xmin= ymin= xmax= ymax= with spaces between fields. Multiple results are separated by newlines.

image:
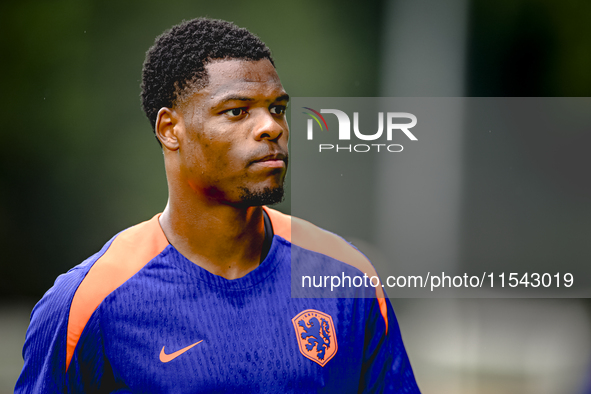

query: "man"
xmin=16 ymin=18 xmax=419 ymax=393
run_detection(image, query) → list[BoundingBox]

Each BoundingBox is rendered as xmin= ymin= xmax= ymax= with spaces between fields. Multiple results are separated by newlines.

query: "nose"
xmin=253 ymin=110 xmax=285 ymax=141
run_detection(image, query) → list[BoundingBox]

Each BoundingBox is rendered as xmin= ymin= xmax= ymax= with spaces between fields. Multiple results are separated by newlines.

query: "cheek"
xmin=184 ymin=122 xmax=249 ymax=175
xmin=191 ymin=142 xmax=238 ymax=176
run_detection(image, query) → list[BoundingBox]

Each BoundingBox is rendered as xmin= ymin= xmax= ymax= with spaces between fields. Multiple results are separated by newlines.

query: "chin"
xmin=237 ymin=186 xmax=285 ymax=207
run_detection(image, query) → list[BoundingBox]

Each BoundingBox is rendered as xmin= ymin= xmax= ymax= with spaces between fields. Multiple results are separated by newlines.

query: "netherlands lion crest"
xmin=291 ymin=309 xmax=338 ymax=366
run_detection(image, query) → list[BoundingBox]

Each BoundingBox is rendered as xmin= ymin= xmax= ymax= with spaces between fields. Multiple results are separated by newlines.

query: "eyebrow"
xmin=275 ymin=94 xmax=290 ymax=103
xmin=217 ymin=95 xmax=255 ymax=103
xmin=215 ymin=93 xmax=291 ymax=105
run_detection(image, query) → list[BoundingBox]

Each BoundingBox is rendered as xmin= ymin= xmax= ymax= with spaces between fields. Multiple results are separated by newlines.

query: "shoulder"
xmin=20 ymin=214 xmax=169 ymax=380
xmin=264 ymin=207 xmax=378 ymax=278
xmin=263 ymin=207 xmax=390 ymax=331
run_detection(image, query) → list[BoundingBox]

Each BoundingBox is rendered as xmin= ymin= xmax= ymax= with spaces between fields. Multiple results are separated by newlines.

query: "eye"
xmin=224 ymin=108 xmax=246 ymax=117
xmin=270 ymin=105 xmax=286 ymax=115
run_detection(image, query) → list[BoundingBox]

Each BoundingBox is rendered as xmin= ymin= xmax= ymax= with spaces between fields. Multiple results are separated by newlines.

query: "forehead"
xmin=200 ymin=59 xmax=285 ymax=101
xmin=207 ymin=58 xmax=281 ymax=86
xmin=202 ymin=59 xmax=285 ymax=102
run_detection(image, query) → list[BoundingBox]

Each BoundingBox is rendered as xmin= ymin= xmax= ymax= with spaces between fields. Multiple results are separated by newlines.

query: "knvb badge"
xmin=292 ymin=309 xmax=338 ymax=367
xmin=302 ymin=107 xmax=418 ymax=153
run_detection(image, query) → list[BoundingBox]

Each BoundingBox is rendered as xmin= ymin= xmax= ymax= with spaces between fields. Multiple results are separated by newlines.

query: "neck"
xmin=159 ymin=195 xmax=265 ymax=280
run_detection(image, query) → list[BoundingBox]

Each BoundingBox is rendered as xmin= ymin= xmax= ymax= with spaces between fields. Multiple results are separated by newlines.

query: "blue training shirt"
xmin=16 ymin=207 xmax=420 ymax=393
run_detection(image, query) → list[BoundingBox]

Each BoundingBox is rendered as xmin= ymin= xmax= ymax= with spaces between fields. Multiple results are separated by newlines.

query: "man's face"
xmin=176 ymin=58 xmax=289 ymax=207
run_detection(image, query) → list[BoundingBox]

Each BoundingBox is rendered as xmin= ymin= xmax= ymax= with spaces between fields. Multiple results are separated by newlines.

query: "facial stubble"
xmin=237 ymin=185 xmax=285 ymax=207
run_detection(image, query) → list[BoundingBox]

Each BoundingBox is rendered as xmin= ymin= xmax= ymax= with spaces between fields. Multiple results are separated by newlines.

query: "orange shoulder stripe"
xmin=66 ymin=214 xmax=168 ymax=370
xmin=263 ymin=207 xmax=388 ymax=334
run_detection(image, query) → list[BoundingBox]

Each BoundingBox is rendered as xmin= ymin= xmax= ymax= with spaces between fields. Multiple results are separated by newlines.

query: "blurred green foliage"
xmin=0 ymin=0 xmax=384 ymax=298
xmin=467 ymin=0 xmax=591 ymax=96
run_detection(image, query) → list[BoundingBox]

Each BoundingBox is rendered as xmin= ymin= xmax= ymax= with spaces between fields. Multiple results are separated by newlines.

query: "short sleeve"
xmin=15 ymin=271 xmax=81 ymax=393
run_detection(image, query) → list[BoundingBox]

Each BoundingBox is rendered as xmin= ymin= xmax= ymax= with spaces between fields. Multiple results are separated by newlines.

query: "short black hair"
xmin=141 ymin=18 xmax=274 ymax=132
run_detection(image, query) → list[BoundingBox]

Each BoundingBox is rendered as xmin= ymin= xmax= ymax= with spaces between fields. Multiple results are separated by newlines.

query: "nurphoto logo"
xmin=303 ymin=107 xmax=418 ymax=153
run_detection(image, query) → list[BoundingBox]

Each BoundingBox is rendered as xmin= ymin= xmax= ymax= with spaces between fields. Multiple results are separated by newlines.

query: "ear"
xmin=155 ymin=107 xmax=182 ymax=150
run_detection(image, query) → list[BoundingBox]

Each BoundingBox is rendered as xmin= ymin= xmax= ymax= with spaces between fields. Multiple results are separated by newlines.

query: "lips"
xmin=255 ymin=152 xmax=287 ymax=163
xmin=251 ymin=152 xmax=288 ymax=168
xmin=252 ymin=152 xmax=287 ymax=163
